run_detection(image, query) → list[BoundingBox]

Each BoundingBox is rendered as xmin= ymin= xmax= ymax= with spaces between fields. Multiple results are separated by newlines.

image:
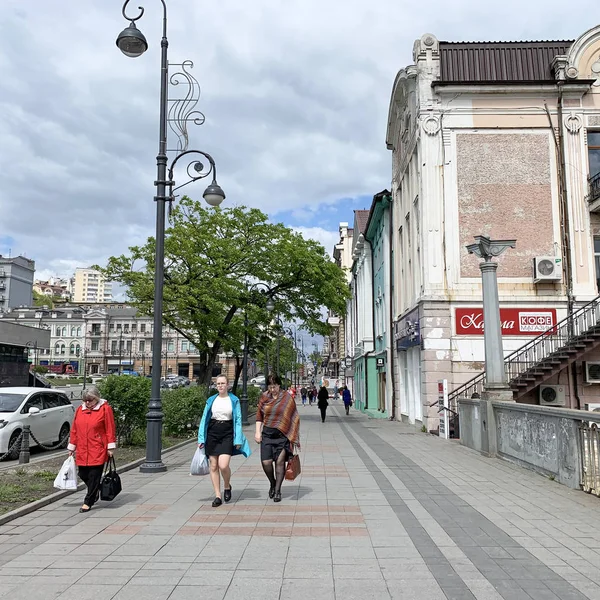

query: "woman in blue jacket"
xmin=198 ymin=375 xmax=251 ymax=507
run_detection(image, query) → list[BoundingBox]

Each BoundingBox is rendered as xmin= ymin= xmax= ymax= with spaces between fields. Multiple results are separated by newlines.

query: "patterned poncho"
xmin=257 ymin=390 xmax=301 ymax=450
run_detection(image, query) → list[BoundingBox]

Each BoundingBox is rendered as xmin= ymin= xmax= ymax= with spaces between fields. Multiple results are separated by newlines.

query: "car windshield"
xmin=0 ymin=393 xmax=27 ymax=412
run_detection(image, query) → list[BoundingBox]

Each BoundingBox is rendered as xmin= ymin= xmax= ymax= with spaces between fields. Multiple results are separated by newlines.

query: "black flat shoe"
xmin=273 ymin=491 xmax=282 ymax=503
xmin=223 ymin=487 xmax=232 ymax=503
xmin=212 ymin=497 xmax=223 ymax=508
xmin=268 ymin=486 xmax=275 ymax=499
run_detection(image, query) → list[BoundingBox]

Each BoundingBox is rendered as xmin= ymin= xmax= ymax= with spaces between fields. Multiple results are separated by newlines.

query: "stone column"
xmin=466 ymin=235 xmax=516 ymax=404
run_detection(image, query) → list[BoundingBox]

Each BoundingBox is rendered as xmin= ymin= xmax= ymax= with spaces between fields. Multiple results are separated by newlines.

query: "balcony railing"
xmin=589 ymin=172 xmax=600 ymax=204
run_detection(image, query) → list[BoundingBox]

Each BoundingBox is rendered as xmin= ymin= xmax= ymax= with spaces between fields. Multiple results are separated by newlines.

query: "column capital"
xmin=466 ymin=235 xmax=516 ymax=262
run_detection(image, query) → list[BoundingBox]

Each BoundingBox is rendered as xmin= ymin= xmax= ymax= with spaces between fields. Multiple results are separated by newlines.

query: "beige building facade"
xmin=386 ymin=26 xmax=600 ymax=429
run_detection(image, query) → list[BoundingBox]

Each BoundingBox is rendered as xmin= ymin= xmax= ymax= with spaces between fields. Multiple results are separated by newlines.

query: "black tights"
xmin=261 ymin=450 xmax=287 ymax=493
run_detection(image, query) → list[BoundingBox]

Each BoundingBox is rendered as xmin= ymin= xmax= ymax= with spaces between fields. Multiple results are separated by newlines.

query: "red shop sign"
xmin=455 ymin=307 xmax=557 ymax=336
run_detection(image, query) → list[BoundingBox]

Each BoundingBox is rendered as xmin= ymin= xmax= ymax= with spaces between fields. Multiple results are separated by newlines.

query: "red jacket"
xmin=68 ymin=399 xmax=117 ymax=466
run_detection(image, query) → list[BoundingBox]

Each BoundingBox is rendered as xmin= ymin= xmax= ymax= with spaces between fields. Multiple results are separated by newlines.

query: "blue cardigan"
xmin=197 ymin=393 xmax=252 ymax=458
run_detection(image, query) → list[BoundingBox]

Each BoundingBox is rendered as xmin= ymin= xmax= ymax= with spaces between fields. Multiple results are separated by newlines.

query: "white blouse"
xmin=211 ymin=395 xmax=233 ymax=421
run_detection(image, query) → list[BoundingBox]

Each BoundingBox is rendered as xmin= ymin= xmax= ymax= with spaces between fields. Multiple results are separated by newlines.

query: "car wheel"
xmin=7 ymin=430 xmax=21 ymax=461
xmin=58 ymin=424 xmax=70 ymax=449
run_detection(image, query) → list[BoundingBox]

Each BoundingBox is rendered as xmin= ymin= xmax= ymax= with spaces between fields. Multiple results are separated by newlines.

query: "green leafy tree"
xmin=98 ymin=199 xmax=349 ymax=385
xmin=33 ymin=290 xmax=53 ymax=308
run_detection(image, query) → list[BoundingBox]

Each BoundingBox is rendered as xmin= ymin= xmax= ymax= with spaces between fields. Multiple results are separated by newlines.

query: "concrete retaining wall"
xmin=459 ymin=399 xmax=588 ymax=489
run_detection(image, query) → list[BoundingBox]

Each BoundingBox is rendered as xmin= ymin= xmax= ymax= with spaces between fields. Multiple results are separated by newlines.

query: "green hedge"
xmin=98 ymin=376 xmax=152 ymax=445
xmin=161 ymin=386 xmax=208 ymax=436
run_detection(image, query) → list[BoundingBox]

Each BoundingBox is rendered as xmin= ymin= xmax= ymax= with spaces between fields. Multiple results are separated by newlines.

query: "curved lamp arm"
xmin=167 ymin=149 xmax=225 ymax=207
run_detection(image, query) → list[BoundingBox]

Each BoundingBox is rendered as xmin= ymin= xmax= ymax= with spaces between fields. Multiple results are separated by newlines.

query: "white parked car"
xmin=250 ymin=375 xmax=266 ymax=384
xmin=0 ymin=388 xmax=75 ymax=460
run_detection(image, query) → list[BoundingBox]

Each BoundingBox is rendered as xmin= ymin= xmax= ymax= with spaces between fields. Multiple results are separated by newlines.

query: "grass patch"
xmin=0 ymin=435 xmax=192 ymax=516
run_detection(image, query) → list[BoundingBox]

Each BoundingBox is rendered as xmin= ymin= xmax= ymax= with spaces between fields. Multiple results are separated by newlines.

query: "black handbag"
xmin=100 ymin=456 xmax=122 ymax=501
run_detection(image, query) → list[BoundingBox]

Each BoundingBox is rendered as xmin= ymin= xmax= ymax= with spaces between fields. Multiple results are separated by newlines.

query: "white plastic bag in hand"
xmin=53 ymin=456 xmax=78 ymax=490
xmin=190 ymin=447 xmax=209 ymax=476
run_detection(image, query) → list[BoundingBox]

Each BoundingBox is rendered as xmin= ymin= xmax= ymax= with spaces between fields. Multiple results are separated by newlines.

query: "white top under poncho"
xmin=211 ymin=395 xmax=233 ymax=421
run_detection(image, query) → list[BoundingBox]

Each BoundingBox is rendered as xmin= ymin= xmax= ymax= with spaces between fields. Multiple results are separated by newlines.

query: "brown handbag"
xmin=285 ymin=454 xmax=301 ymax=481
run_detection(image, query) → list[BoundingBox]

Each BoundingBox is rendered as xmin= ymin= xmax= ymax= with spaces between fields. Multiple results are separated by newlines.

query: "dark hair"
xmin=267 ymin=373 xmax=282 ymax=386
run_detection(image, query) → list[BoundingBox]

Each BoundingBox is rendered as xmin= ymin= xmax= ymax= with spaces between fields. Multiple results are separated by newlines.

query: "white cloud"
xmin=293 ymin=227 xmax=340 ymax=257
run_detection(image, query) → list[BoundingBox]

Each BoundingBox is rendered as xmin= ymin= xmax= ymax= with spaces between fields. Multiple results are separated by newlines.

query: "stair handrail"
xmin=448 ymin=294 xmax=600 ymax=406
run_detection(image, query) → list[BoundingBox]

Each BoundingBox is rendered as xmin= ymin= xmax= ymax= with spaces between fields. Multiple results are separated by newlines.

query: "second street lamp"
xmin=117 ymin=0 xmax=226 ymax=474
xmin=241 ymin=283 xmax=275 ymax=426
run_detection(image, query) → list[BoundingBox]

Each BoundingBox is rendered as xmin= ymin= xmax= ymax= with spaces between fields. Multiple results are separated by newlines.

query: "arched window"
xmin=54 ymin=343 xmax=60 ymax=354
xmin=71 ymin=327 xmax=76 ymax=337
xmin=60 ymin=343 xmax=66 ymax=355
xmin=75 ymin=344 xmax=80 ymax=356
xmin=70 ymin=343 xmax=76 ymax=355
xmin=56 ymin=326 xmax=61 ymax=336
xmin=62 ymin=327 xmax=67 ymax=336
xmin=76 ymin=327 xmax=81 ymax=336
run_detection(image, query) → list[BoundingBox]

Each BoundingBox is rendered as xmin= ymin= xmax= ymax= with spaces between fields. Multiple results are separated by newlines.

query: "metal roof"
xmin=438 ymin=40 xmax=573 ymax=84
xmin=354 ymin=210 xmax=370 ymax=234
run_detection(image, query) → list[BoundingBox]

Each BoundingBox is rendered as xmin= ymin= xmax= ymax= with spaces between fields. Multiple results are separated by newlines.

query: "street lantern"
xmin=117 ymin=0 xmax=226 ymax=474
xmin=116 ymin=21 xmax=148 ymax=57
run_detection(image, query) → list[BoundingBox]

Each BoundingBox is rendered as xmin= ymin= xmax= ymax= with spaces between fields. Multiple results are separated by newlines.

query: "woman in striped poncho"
xmin=255 ymin=374 xmax=301 ymax=503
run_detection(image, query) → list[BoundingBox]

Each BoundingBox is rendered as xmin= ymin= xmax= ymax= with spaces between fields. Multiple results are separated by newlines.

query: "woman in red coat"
xmin=67 ymin=386 xmax=117 ymax=513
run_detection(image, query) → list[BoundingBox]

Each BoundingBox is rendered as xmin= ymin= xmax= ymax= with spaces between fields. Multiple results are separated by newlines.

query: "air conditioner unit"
xmin=539 ymin=385 xmax=566 ymax=406
xmin=584 ymin=362 xmax=600 ymax=384
xmin=533 ymin=256 xmax=562 ymax=283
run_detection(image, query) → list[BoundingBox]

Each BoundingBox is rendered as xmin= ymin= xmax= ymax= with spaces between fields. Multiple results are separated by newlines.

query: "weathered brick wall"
xmin=456 ymin=133 xmax=555 ymax=278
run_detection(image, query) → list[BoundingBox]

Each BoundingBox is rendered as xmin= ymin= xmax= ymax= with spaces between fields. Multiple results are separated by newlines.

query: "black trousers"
xmin=78 ymin=465 xmax=104 ymax=506
xmin=320 ymin=408 xmax=327 ymax=422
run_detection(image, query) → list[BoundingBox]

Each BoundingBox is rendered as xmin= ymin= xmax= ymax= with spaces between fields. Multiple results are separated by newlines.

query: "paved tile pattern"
xmin=0 ymin=400 xmax=598 ymax=599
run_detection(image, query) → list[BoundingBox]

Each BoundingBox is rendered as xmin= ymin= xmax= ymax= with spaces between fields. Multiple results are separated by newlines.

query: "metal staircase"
xmin=448 ymin=295 xmax=600 ymax=410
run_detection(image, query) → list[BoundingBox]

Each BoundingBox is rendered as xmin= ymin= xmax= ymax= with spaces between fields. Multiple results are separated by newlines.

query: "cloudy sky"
xmin=0 ymin=0 xmax=598 ymax=283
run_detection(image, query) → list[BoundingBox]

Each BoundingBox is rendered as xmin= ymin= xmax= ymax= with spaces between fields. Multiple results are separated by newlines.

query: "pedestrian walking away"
xmin=198 ymin=375 xmax=251 ymax=507
xmin=317 ymin=385 xmax=329 ymax=422
xmin=300 ymin=386 xmax=307 ymax=406
xmin=255 ymin=374 xmax=301 ymax=503
xmin=67 ymin=385 xmax=117 ymax=513
xmin=333 ymin=383 xmax=339 ymax=401
xmin=342 ymin=385 xmax=352 ymax=415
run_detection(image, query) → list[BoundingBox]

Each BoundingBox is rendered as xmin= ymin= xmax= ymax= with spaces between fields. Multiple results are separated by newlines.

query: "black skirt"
xmin=205 ymin=419 xmax=234 ymax=457
xmin=261 ymin=426 xmax=291 ymax=462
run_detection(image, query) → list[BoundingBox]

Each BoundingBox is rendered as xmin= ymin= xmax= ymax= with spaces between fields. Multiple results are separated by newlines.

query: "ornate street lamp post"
xmin=117 ymin=0 xmax=226 ymax=473
xmin=241 ymin=284 xmax=275 ymax=426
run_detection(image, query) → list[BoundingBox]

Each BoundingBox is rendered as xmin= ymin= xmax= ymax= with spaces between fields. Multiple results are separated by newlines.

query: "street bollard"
xmin=19 ymin=425 xmax=31 ymax=464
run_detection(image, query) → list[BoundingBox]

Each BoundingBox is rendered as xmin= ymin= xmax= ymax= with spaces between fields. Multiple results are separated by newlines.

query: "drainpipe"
xmin=387 ymin=193 xmax=397 ymax=420
xmin=556 ymin=85 xmax=579 ymax=408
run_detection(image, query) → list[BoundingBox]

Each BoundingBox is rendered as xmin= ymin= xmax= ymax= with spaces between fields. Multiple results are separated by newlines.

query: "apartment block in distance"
xmin=0 ymin=255 xmax=35 ymax=311
xmin=72 ymin=268 xmax=113 ymax=303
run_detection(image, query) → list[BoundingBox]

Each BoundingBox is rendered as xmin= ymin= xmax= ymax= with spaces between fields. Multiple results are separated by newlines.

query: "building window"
xmin=124 ymin=325 xmax=129 ymax=334
xmin=126 ymin=341 xmax=132 ymax=352
xmin=111 ymin=341 xmax=117 ymax=352
xmin=91 ymin=340 xmax=99 ymax=351
xmin=91 ymin=324 xmax=101 ymax=335
xmin=54 ymin=342 xmax=60 ymax=354
xmin=589 ymin=132 xmax=600 ymax=178
xmin=132 ymin=324 xmax=137 ymax=332
xmin=77 ymin=327 xmax=81 ymax=336
xmin=167 ymin=341 xmax=174 ymax=352
xmin=181 ymin=341 xmax=188 ymax=352
xmin=109 ymin=323 xmax=115 ymax=332
xmin=595 ymin=237 xmax=600 ymax=291
xmin=116 ymin=324 xmax=122 ymax=331
xmin=139 ymin=340 xmax=145 ymax=352
xmin=140 ymin=324 xmax=146 ymax=333
xmin=71 ymin=327 xmax=76 ymax=336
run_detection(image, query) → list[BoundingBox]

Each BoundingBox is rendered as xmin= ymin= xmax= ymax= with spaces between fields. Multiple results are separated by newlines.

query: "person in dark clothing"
xmin=317 ymin=386 xmax=329 ymax=422
xmin=342 ymin=386 xmax=352 ymax=415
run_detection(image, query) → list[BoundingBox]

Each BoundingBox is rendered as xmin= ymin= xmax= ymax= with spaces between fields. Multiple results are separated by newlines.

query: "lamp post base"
xmin=139 ymin=460 xmax=167 ymax=473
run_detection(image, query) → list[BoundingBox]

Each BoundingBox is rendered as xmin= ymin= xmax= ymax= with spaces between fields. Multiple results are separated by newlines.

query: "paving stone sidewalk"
xmin=0 ymin=401 xmax=599 ymax=600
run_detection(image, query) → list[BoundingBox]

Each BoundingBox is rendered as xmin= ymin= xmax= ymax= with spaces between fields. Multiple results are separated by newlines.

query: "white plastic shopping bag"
xmin=190 ymin=447 xmax=209 ymax=476
xmin=53 ymin=456 xmax=78 ymax=490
